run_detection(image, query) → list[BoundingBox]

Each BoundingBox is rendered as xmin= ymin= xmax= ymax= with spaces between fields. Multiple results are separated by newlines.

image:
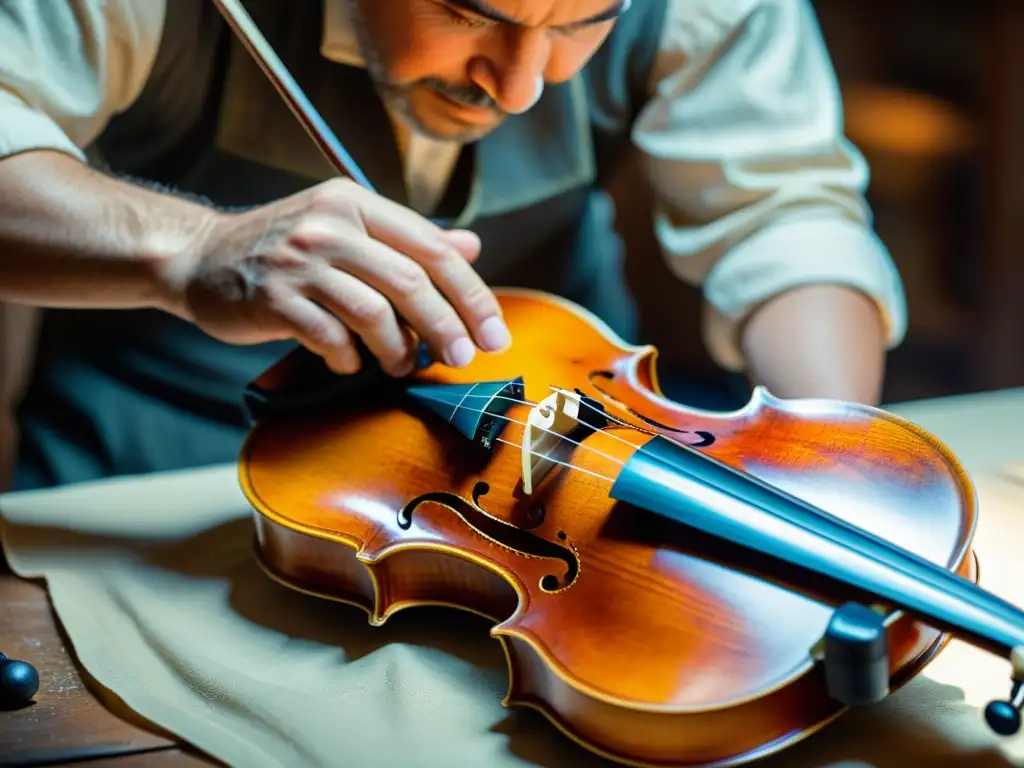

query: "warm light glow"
xmin=844 ymin=85 xmax=974 ymax=156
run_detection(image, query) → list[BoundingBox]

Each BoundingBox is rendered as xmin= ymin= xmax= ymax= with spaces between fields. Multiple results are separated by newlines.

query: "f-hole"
xmin=398 ymin=482 xmax=579 ymax=592
xmin=588 ymin=370 xmax=716 ymax=448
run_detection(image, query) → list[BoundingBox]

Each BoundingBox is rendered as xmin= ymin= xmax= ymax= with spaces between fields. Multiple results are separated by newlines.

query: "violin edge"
xmin=208 ymin=0 xmax=994 ymax=754
xmin=234 ymin=286 xmax=988 ymax=766
xmin=243 ymin=496 xmax=969 ymax=768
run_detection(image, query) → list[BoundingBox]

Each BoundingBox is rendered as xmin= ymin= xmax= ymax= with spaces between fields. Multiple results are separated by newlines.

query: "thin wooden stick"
xmin=210 ymin=0 xmax=376 ymax=192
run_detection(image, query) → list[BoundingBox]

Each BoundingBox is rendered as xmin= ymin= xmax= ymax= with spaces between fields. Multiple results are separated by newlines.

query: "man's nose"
xmin=469 ymin=30 xmax=550 ymax=115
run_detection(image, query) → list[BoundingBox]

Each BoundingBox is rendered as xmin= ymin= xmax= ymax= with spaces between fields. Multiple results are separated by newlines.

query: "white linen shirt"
xmin=0 ymin=0 xmax=907 ymax=371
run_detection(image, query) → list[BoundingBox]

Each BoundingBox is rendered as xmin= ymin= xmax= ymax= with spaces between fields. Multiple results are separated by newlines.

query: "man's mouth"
xmin=433 ymin=90 xmax=501 ymax=124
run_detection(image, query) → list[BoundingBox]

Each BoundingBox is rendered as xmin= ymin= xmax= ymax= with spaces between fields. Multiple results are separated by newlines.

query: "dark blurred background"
xmin=815 ymin=0 xmax=1023 ymax=404
xmin=618 ymin=0 xmax=1024 ymax=405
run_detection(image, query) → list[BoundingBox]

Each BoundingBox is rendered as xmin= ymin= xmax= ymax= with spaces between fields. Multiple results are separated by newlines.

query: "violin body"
xmin=238 ymin=288 xmax=978 ymax=767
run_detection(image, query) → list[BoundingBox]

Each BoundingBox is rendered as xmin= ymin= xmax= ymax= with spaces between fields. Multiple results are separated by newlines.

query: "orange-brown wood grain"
xmin=239 ymin=289 xmax=978 ymax=768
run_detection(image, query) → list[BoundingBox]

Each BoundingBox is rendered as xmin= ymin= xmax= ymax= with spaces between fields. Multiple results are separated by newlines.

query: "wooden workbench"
xmin=0 ymin=552 xmax=213 ymax=767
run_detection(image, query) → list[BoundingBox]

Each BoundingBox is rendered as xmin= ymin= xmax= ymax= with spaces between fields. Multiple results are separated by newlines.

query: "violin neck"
xmin=610 ymin=435 xmax=1024 ymax=660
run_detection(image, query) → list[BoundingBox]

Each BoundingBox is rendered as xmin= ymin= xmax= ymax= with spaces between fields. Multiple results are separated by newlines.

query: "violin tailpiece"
xmin=405 ymin=378 xmax=525 ymax=452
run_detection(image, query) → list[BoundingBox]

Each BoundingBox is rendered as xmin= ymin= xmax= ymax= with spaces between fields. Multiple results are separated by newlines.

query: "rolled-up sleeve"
xmin=632 ymin=0 xmax=907 ymax=371
xmin=0 ymin=0 xmax=165 ymax=161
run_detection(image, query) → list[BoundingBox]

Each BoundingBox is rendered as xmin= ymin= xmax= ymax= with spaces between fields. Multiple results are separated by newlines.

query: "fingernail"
xmin=337 ymin=347 xmax=362 ymax=374
xmin=478 ymin=316 xmax=511 ymax=351
xmin=445 ymin=337 xmax=476 ymax=367
xmin=392 ymin=355 xmax=416 ymax=377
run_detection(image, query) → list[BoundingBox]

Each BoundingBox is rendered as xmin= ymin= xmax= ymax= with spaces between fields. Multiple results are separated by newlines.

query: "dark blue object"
xmin=0 ymin=652 xmax=39 ymax=709
xmin=243 ymin=339 xmax=435 ymax=422
xmin=985 ymin=697 xmax=1023 ymax=735
xmin=823 ymin=602 xmax=889 ymax=706
xmin=405 ymin=378 xmax=524 ymax=451
xmin=985 ymin=681 xmax=1024 ymax=735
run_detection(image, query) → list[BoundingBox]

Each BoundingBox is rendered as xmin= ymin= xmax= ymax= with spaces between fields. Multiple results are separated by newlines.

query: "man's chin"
xmin=411 ymin=116 xmax=501 ymax=143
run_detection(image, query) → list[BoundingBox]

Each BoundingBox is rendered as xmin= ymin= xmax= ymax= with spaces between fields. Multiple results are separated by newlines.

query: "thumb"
xmin=440 ymin=229 xmax=481 ymax=262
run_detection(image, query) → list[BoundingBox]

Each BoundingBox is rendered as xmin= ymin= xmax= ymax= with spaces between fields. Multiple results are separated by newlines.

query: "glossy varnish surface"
xmin=240 ymin=289 xmax=977 ymax=767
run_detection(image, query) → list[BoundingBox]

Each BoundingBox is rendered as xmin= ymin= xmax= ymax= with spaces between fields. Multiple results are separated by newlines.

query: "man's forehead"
xmin=447 ymin=0 xmax=629 ymax=28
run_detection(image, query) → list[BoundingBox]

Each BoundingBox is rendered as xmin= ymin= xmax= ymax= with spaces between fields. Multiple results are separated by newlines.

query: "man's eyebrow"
xmin=446 ymin=0 xmax=629 ymax=28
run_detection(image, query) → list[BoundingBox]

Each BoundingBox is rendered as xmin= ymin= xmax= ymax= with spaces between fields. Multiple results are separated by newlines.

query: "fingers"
xmin=313 ymin=236 xmax=477 ymax=368
xmin=412 ymin=244 xmax=511 ymax=354
xmin=317 ymin=182 xmax=507 ymax=355
xmin=304 ymin=267 xmax=419 ymax=377
xmin=263 ymin=284 xmax=362 ymax=375
xmin=353 ymin=223 xmax=509 ymax=356
xmin=439 ymin=229 xmax=481 ymax=263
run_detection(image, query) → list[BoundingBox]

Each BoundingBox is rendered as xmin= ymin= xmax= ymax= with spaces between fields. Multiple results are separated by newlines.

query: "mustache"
xmin=428 ymin=79 xmax=499 ymax=110
xmin=379 ymin=77 xmax=500 ymax=113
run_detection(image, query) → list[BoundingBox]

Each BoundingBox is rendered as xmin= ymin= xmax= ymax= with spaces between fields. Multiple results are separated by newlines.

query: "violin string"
xmin=452 ymin=390 xmax=862 ymax=552
xmin=433 ymin=388 xmax=714 ymax=491
xmin=545 ymin=385 xmax=660 ymax=437
xmin=456 ymin=387 xmax=688 ymax=458
xmin=425 ymin=394 xmax=628 ymax=469
xmin=420 ymin=390 xmax=1020 ymax=632
xmin=493 ymin=437 xmax=618 ymax=483
xmin=454 ymin=391 xmax=651 ymax=451
xmin=499 ymin=389 xmax=659 ymax=439
xmin=523 ymin=394 xmax=1002 ymax=620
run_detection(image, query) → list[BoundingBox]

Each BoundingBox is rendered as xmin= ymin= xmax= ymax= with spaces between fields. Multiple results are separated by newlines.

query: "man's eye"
xmin=443 ymin=6 xmax=489 ymax=28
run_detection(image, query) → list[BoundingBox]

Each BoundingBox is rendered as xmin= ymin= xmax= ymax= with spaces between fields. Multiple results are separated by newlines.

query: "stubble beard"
xmin=345 ymin=1 xmax=503 ymax=143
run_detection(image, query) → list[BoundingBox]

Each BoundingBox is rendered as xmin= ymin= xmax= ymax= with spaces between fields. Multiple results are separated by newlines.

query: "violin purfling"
xmin=212 ymin=1 xmax=1024 ymax=764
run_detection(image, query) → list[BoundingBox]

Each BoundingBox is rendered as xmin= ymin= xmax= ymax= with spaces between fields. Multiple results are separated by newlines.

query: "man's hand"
xmin=157 ymin=178 xmax=510 ymax=377
xmin=0 ymin=153 xmax=510 ymax=379
xmin=740 ymin=284 xmax=887 ymax=405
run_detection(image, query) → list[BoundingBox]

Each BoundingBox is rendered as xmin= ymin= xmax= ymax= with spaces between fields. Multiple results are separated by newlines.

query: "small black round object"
xmin=984 ymin=700 xmax=1022 ymax=736
xmin=0 ymin=658 xmax=39 ymax=709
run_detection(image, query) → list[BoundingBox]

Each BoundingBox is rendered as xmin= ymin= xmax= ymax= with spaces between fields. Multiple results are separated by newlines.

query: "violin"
xmin=214 ymin=2 xmax=1024 ymax=765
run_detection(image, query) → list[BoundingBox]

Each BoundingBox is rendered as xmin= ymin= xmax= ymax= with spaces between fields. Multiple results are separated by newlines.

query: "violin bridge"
xmin=521 ymin=389 xmax=582 ymax=495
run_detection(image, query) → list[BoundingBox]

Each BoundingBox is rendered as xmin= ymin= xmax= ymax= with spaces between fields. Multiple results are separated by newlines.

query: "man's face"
xmin=349 ymin=0 xmax=627 ymax=142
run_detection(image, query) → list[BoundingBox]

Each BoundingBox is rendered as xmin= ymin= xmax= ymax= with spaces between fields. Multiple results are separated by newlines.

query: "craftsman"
xmin=0 ymin=0 xmax=906 ymax=489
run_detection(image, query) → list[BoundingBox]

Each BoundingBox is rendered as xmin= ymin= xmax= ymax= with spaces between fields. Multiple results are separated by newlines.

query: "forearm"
xmin=739 ymin=284 xmax=887 ymax=405
xmin=0 ymin=150 xmax=213 ymax=312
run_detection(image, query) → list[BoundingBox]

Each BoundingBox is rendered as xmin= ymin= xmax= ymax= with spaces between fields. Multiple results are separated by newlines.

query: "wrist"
xmin=142 ymin=203 xmax=222 ymax=321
